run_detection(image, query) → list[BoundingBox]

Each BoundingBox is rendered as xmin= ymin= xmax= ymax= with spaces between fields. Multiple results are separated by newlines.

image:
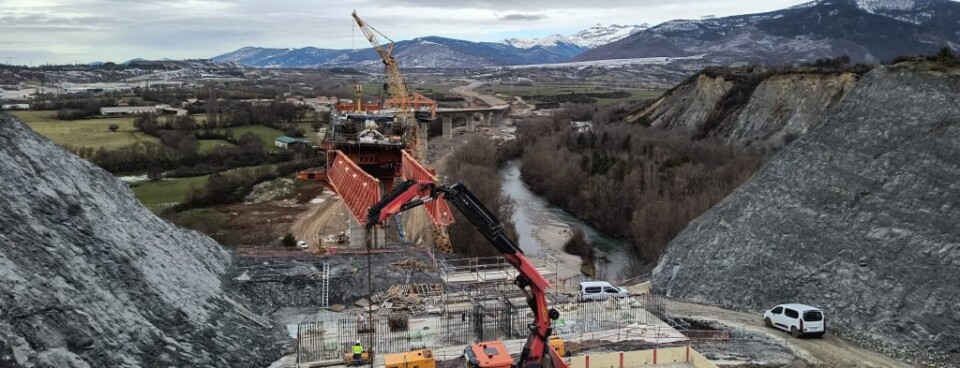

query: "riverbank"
xmin=500 ymin=160 xmax=642 ymax=283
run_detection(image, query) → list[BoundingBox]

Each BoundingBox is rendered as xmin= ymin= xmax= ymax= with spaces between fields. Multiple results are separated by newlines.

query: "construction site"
xmin=215 ymin=12 xmax=801 ymax=368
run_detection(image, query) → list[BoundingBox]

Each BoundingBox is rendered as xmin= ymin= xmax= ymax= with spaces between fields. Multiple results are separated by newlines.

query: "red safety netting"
xmin=327 ymin=151 xmax=381 ymax=225
xmin=401 ymin=150 xmax=455 ymax=226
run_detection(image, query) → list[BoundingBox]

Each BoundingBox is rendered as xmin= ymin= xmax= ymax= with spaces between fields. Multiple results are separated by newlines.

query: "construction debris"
xmin=389 ymin=258 xmax=431 ymax=272
xmin=366 ymin=283 xmax=444 ymax=315
xmin=329 ymin=304 xmax=346 ymax=312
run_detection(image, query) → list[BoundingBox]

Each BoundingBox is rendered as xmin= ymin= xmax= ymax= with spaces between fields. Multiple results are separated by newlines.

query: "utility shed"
xmin=275 ymin=135 xmax=309 ymax=149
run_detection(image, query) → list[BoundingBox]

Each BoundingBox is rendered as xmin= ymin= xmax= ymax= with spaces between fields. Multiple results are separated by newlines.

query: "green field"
xmin=225 ymin=125 xmax=285 ymax=151
xmin=132 ymin=175 xmax=209 ymax=210
xmin=132 ymin=163 xmax=279 ymax=210
xmin=487 ymin=85 xmax=664 ymax=105
xmin=10 ymin=110 xmax=160 ymax=149
xmin=198 ymin=139 xmax=236 ymax=153
xmin=332 ymin=82 xmax=458 ymax=100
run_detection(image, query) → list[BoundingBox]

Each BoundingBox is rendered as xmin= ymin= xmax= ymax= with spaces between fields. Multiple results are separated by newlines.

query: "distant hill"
xmin=213 ymin=36 xmax=586 ymax=68
xmin=212 ymin=24 xmax=652 ymax=68
xmin=576 ymin=0 xmax=960 ymax=64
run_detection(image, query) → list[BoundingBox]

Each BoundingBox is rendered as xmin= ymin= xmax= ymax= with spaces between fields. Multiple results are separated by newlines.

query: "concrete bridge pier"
xmin=419 ymin=121 xmax=430 ymax=155
xmin=467 ymin=115 xmax=476 ymax=132
xmin=443 ymin=116 xmax=453 ymax=139
xmin=349 ymin=216 xmax=385 ymax=248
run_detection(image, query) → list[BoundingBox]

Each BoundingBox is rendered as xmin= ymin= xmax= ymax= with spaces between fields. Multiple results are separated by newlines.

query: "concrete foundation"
xmin=442 ymin=116 xmax=453 ymax=139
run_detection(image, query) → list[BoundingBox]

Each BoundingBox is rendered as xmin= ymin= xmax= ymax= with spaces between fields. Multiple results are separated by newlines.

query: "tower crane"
xmin=351 ymin=11 xmax=424 ymax=160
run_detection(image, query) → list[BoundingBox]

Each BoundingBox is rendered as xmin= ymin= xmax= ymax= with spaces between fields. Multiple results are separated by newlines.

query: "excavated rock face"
xmin=627 ymin=73 xmax=734 ymax=135
xmin=0 ymin=117 xmax=285 ymax=367
xmin=724 ymin=72 xmax=857 ymax=148
xmin=625 ymin=70 xmax=859 ymax=150
xmin=651 ymin=67 xmax=960 ymax=365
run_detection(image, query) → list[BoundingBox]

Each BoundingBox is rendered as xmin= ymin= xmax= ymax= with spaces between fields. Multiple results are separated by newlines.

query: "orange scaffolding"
xmin=326 ymin=151 xmax=381 ymax=225
xmin=400 ymin=150 xmax=453 ymax=226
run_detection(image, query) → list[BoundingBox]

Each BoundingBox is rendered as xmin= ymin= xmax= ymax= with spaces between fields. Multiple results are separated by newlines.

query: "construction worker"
xmin=352 ymin=339 xmax=364 ymax=365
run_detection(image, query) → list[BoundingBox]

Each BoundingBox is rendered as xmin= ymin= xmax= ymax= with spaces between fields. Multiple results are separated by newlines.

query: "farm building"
xmin=274 ymin=136 xmax=310 ymax=150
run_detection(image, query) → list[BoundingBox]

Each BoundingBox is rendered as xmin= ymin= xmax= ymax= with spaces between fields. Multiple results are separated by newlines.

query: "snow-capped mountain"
xmin=852 ymin=0 xmax=946 ymax=24
xmin=575 ymin=0 xmax=960 ymax=64
xmin=567 ymin=24 xmax=650 ymax=48
xmin=499 ymin=24 xmax=649 ymax=50
xmin=501 ymin=34 xmax=578 ymax=49
xmin=214 ymin=0 xmax=958 ymax=69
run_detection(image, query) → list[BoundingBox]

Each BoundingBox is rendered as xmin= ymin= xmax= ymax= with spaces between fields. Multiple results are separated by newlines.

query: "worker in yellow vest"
xmin=352 ymin=340 xmax=364 ymax=365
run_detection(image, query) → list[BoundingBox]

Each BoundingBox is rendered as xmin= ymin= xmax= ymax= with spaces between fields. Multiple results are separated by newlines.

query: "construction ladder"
xmin=321 ymin=262 xmax=330 ymax=308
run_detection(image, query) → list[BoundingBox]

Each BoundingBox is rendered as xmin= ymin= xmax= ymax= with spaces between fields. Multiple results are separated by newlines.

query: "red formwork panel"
xmin=400 ymin=150 xmax=455 ymax=226
xmin=327 ymin=151 xmax=381 ymax=225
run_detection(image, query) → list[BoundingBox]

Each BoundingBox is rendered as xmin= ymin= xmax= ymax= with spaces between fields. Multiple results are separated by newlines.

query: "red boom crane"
xmin=367 ymin=180 xmax=568 ymax=368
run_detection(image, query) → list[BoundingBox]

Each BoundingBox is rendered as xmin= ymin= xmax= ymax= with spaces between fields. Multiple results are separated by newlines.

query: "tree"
xmin=282 ymin=233 xmax=297 ymax=247
xmin=108 ymin=124 xmax=120 ymax=133
xmin=937 ymin=46 xmax=956 ymax=60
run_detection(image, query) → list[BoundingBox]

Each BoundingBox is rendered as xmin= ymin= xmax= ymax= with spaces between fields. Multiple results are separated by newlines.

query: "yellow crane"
xmin=351 ymin=11 xmax=421 ymax=158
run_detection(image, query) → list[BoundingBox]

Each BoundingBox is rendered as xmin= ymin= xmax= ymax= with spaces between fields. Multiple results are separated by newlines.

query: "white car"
xmin=763 ymin=303 xmax=825 ymax=338
xmin=579 ymin=281 xmax=630 ymax=301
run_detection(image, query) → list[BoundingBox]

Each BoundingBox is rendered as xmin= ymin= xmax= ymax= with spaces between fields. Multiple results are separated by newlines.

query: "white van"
xmin=763 ymin=303 xmax=825 ymax=338
xmin=579 ymin=281 xmax=630 ymax=301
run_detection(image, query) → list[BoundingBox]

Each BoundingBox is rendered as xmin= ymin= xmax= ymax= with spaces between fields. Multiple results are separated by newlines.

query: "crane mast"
xmin=351 ymin=11 xmax=422 ymax=159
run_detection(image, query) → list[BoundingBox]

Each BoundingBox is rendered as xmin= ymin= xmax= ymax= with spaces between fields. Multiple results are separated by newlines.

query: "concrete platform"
xmin=441 ymin=265 xmax=557 ymax=284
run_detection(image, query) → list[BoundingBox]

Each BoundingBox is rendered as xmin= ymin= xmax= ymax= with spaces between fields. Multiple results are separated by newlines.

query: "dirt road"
xmin=451 ymin=80 xmax=507 ymax=107
xmin=663 ymin=299 xmax=914 ymax=368
xmin=289 ymin=190 xmax=351 ymax=247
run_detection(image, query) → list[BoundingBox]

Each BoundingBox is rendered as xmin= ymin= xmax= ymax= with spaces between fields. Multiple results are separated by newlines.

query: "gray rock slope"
xmin=651 ymin=66 xmax=960 ymax=365
xmin=625 ymin=70 xmax=859 ymax=150
xmin=0 ymin=117 xmax=284 ymax=367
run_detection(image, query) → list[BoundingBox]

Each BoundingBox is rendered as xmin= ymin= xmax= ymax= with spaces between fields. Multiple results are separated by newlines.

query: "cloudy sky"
xmin=0 ymin=0 xmax=819 ymax=64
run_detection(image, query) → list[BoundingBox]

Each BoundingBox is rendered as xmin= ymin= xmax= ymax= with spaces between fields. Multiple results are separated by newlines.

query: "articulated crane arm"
xmin=367 ymin=180 xmax=568 ymax=368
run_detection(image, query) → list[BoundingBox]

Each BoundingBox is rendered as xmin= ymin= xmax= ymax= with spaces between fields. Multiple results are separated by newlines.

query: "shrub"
xmin=282 ymin=233 xmax=296 ymax=247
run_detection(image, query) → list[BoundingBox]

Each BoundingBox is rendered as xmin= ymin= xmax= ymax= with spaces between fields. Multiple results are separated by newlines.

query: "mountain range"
xmin=576 ymin=0 xmax=960 ymax=64
xmin=213 ymin=24 xmax=646 ymax=68
xmin=214 ymin=0 xmax=960 ymax=68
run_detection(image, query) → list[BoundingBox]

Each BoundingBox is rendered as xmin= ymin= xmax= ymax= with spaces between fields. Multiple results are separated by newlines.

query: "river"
xmin=499 ymin=160 xmax=643 ymax=282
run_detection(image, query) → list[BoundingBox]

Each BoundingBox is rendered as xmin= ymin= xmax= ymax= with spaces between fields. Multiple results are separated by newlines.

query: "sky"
xmin=0 ymin=0 xmax=823 ymax=64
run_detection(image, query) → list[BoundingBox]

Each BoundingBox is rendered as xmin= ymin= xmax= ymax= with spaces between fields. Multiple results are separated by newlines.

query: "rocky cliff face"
xmin=724 ymin=73 xmax=857 ymax=147
xmin=626 ymin=73 xmax=734 ymax=136
xmin=0 ymin=117 xmax=284 ymax=367
xmin=626 ymin=69 xmax=859 ymax=149
xmin=651 ymin=66 xmax=960 ymax=365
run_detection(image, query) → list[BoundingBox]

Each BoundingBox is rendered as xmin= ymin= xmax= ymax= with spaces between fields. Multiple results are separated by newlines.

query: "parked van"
xmin=763 ymin=303 xmax=825 ymax=338
xmin=579 ymin=281 xmax=629 ymax=301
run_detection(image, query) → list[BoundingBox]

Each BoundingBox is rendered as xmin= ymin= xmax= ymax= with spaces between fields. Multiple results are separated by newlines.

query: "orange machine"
xmin=464 ymin=342 xmax=515 ymax=368
xmin=384 ymin=349 xmax=435 ymax=368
